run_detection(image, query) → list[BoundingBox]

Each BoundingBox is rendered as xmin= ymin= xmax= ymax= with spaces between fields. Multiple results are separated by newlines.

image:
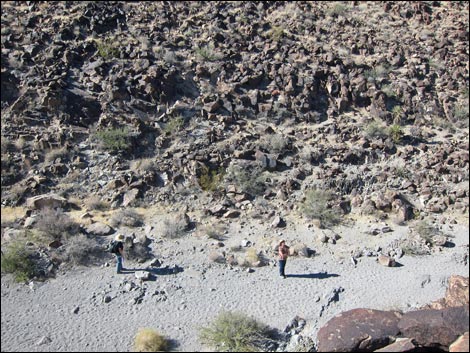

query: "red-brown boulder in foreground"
xmin=398 ymin=306 xmax=469 ymax=349
xmin=316 ymin=308 xmax=402 ymax=352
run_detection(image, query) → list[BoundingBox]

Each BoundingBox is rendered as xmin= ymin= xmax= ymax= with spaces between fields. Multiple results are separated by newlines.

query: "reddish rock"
xmin=317 ymin=308 xmax=402 ymax=352
xmin=449 ymin=332 xmax=469 ymax=352
xmin=398 ymin=306 xmax=469 ymax=349
xmin=426 ymin=275 xmax=469 ymax=310
xmin=373 ymin=338 xmax=417 ymax=352
xmin=378 ymin=254 xmax=396 ymax=267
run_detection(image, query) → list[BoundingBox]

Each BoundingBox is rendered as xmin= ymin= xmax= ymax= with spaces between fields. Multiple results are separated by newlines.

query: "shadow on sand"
xmin=286 ymin=272 xmax=340 ymax=279
xmin=119 ymin=265 xmax=184 ymax=279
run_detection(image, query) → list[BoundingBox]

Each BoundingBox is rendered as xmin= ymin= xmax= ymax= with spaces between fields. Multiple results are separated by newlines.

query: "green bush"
xmin=95 ymin=39 xmax=119 ymax=59
xmin=95 ymin=127 xmax=131 ymax=152
xmin=300 ymin=189 xmax=341 ymax=228
xmin=195 ymin=44 xmax=222 ymax=62
xmin=198 ymin=165 xmax=225 ymax=192
xmin=363 ymin=120 xmax=388 ymax=140
xmin=163 ymin=116 xmax=185 ymax=135
xmin=388 ymin=124 xmax=403 ymax=143
xmin=134 ymin=328 xmax=168 ymax=352
xmin=413 ymin=220 xmax=441 ymax=244
xmin=199 ymin=311 xmax=271 ymax=352
xmin=1 ymin=241 xmax=35 ymax=282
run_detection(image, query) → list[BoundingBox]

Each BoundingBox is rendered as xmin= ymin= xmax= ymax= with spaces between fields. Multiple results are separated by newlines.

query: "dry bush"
xmin=130 ymin=158 xmax=157 ymax=174
xmin=109 ymin=208 xmax=144 ymax=228
xmin=44 ymin=147 xmax=69 ymax=164
xmin=245 ymin=248 xmax=260 ymax=266
xmin=202 ymin=224 xmax=227 ymax=240
xmin=57 ymin=234 xmax=102 ymax=266
xmin=199 ymin=311 xmax=272 ymax=352
xmin=84 ymin=195 xmax=110 ymax=211
xmin=161 ymin=213 xmax=190 ymax=238
xmin=259 ymin=134 xmax=288 ymax=154
xmin=134 ymin=328 xmax=168 ymax=352
xmin=34 ymin=208 xmax=80 ymax=241
xmin=125 ymin=242 xmax=152 ymax=263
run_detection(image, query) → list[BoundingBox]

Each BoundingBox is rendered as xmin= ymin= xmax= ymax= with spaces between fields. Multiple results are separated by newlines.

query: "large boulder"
xmin=85 ymin=222 xmax=114 ymax=236
xmin=398 ymin=306 xmax=469 ymax=349
xmin=316 ymin=308 xmax=402 ymax=352
xmin=26 ymin=194 xmax=69 ymax=210
xmin=426 ymin=275 xmax=469 ymax=310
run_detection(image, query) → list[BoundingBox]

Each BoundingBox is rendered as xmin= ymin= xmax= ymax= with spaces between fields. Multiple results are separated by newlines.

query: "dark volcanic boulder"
xmin=398 ymin=306 xmax=469 ymax=349
xmin=317 ymin=308 xmax=402 ymax=352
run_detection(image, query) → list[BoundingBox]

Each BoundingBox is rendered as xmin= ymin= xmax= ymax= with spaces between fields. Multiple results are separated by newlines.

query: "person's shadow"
xmin=286 ymin=272 xmax=340 ymax=279
xmin=119 ymin=265 xmax=184 ymax=281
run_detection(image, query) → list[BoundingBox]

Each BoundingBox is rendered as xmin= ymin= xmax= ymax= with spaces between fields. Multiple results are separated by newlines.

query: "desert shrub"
xmin=452 ymin=103 xmax=469 ymax=128
xmin=260 ymin=134 xmax=287 ymax=154
xmin=265 ymin=25 xmax=285 ymax=41
xmin=134 ymin=328 xmax=168 ymax=352
xmin=161 ymin=213 xmax=189 ymax=238
xmin=34 ymin=208 xmax=80 ymax=242
xmin=1 ymin=240 xmax=35 ymax=282
xmin=125 ymin=243 xmax=152 ymax=262
xmin=110 ymin=208 xmax=144 ymax=228
xmin=391 ymin=105 xmax=403 ymax=124
xmin=198 ymin=165 xmax=225 ymax=192
xmin=195 ymin=44 xmax=222 ymax=62
xmin=224 ymin=164 xmax=266 ymax=196
xmin=327 ymin=2 xmax=348 ymax=17
xmin=203 ymin=224 xmax=227 ymax=240
xmin=300 ymin=189 xmax=341 ymax=228
xmin=84 ymin=195 xmax=110 ymax=211
xmin=94 ymin=127 xmax=131 ymax=152
xmin=163 ymin=116 xmax=185 ymax=135
xmin=388 ymin=124 xmax=403 ymax=143
xmin=412 ymin=220 xmax=442 ymax=245
xmin=59 ymin=234 xmax=102 ymax=266
xmin=199 ymin=311 xmax=272 ymax=352
xmin=245 ymin=248 xmax=260 ymax=266
xmin=95 ymin=38 xmax=119 ymax=59
xmin=363 ymin=120 xmax=388 ymax=140
xmin=130 ymin=158 xmax=157 ymax=174
xmin=44 ymin=147 xmax=69 ymax=164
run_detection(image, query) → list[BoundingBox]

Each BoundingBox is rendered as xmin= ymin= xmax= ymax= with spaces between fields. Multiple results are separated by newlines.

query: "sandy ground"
xmin=1 ymin=213 xmax=469 ymax=352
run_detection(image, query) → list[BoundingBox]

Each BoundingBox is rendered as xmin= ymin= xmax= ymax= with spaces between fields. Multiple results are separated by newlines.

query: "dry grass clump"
xmin=161 ymin=213 xmax=190 ymax=238
xmin=84 ymin=195 xmax=110 ymax=211
xmin=134 ymin=328 xmax=168 ymax=352
xmin=199 ymin=311 xmax=272 ymax=352
xmin=109 ymin=208 xmax=144 ymax=228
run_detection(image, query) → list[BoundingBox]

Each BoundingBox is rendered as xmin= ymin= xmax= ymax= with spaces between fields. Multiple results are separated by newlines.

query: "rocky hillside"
xmin=1 ymin=1 xmax=469 ymax=222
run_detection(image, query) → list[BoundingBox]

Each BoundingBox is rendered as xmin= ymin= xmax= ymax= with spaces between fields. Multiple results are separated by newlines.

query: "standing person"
xmin=278 ymin=239 xmax=289 ymax=279
xmin=113 ymin=234 xmax=125 ymax=274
